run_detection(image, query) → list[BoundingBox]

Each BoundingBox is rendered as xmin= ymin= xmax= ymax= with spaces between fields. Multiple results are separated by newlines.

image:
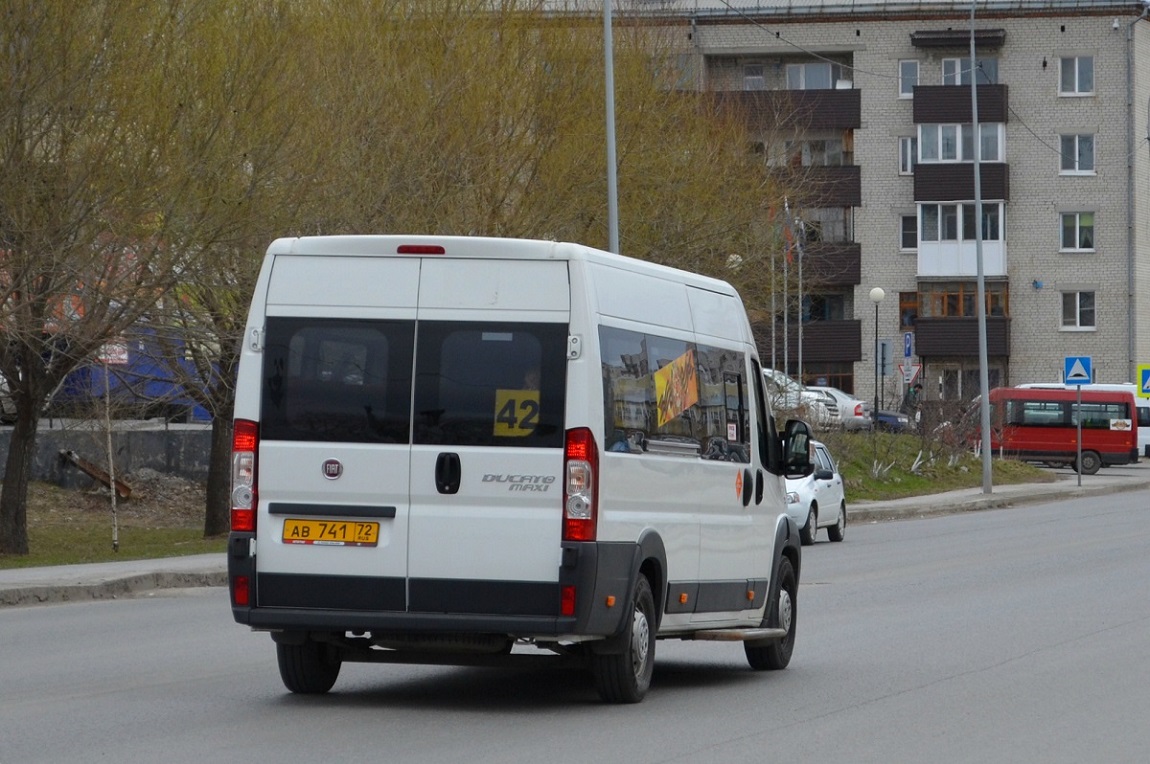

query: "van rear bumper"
xmin=227 ymin=534 xmax=636 ymax=639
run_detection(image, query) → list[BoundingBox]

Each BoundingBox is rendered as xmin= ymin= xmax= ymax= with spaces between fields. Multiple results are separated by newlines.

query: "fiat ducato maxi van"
xmin=227 ymin=235 xmax=813 ymax=703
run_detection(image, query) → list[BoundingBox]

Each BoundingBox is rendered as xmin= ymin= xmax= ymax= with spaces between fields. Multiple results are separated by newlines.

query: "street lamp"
xmin=869 ymin=287 xmax=885 ymax=425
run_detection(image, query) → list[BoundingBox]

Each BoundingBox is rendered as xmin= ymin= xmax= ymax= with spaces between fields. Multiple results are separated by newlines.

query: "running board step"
xmin=687 ymin=627 xmax=787 ymax=642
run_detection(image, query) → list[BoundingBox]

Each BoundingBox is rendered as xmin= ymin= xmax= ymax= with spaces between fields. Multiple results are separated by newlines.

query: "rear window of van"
xmin=260 ymin=318 xmax=567 ymax=448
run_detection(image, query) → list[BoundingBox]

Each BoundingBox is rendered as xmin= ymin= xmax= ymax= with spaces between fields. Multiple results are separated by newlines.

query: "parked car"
xmin=875 ymin=409 xmax=913 ymax=432
xmin=762 ymin=368 xmax=836 ymax=429
xmin=785 ymin=440 xmax=846 ymax=546
xmin=806 ymin=385 xmax=871 ymax=431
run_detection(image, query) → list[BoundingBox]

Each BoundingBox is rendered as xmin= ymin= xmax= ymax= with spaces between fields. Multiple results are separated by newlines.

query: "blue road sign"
xmin=1064 ymin=356 xmax=1092 ymax=385
xmin=1138 ymin=364 xmax=1150 ymax=398
xmin=904 ymin=332 xmax=913 ymax=358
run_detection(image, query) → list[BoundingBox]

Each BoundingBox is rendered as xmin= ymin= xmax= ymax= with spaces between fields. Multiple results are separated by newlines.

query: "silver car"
xmin=785 ymin=440 xmax=846 ymax=546
xmin=806 ymin=385 xmax=872 ymax=431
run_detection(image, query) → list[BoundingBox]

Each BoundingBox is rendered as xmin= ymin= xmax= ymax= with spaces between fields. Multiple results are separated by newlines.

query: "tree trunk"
xmin=0 ymin=408 xmax=41 ymax=555
xmin=203 ymin=416 xmax=233 ymax=537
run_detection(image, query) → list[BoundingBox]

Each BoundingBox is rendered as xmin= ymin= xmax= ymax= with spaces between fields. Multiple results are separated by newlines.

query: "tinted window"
xmin=600 ymin=326 xmax=749 ymax=462
xmin=261 ymin=318 xmax=414 ymax=443
xmin=413 ymin=322 xmax=567 ymax=448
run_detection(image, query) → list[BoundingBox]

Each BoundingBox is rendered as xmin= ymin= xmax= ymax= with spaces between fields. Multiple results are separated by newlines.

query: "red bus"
xmin=985 ymin=387 xmax=1139 ymax=474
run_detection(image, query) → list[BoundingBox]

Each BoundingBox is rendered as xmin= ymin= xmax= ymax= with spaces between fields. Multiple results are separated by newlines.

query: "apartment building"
xmin=582 ymin=0 xmax=1150 ymax=404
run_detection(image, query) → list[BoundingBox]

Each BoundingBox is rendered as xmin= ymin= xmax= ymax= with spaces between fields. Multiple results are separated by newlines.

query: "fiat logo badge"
xmin=322 ymin=459 xmax=343 ymax=480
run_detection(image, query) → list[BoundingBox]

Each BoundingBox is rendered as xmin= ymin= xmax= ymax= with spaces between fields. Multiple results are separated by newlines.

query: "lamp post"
xmin=869 ymin=287 xmax=885 ymax=425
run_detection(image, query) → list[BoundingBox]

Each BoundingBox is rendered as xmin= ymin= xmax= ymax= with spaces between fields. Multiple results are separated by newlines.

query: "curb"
xmin=0 ymin=569 xmax=227 ymax=608
xmin=850 ymin=478 xmax=1150 ymax=523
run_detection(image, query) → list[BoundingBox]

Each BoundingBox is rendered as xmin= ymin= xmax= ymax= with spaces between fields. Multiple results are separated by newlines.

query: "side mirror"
xmin=814 ymin=468 xmax=834 ymax=481
xmin=781 ymin=419 xmax=814 ymax=478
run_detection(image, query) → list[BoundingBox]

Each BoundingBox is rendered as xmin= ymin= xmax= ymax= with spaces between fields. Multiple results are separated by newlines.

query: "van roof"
xmin=265 ymin=235 xmax=737 ymax=295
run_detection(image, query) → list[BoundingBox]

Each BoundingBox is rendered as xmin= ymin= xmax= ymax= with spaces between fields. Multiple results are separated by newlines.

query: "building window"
xmin=744 ymin=64 xmax=765 ymax=91
xmin=921 ymin=203 xmax=1003 ymax=242
xmin=1060 ymin=212 xmax=1095 ymax=251
xmin=960 ymin=203 xmax=1002 ymax=241
xmin=942 ymin=57 xmax=998 ymax=85
xmin=899 ymin=136 xmax=917 ymax=174
xmin=802 ymin=294 xmax=845 ymax=321
xmin=1061 ymin=291 xmax=1095 ymax=329
xmin=918 ymin=282 xmax=1010 ymax=319
xmin=1059 ymin=56 xmax=1094 ymax=95
xmin=1060 ymin=134 xmax=1095 ymax=174
xmin=899 ymin=60 xmax=918 ymax=98
xmin=899 ymin=291 xmax=918 ymax=328
xmin=900 ymin=215 xmax=917 ymax=250
xmin=919 ymin=123 xmax=1003 ymax=163
xmin=786 ymin=61 xmax=843 ymax=90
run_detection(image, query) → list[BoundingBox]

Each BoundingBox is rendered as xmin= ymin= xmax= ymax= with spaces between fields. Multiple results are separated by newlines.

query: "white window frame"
xmin=921 ymin=203 xmax=1004 ymax=242
xmin=920 ymin=123 xmax=1004 ymax=163
xmin=899 ymin=60 xmax=919 ymax=98
xmin=942 ymin=56 xmax=998 ymax=85
xmin=744 ymin=63 xmax=765 ymax=91
xmin=1061 ymin=291 xmax=1096 ymax=330
xmin=899 ymin=136 xmax=917 ymax=174
xmin=786 ymin=61 xmax=842 ymax=90
xmin=1060 ymin=133 xmax=1095 ymax=174
xmin=1059 ymin=56 xmax=1094 ymax=96
xmin=900 ymin=214 xmax=918 ymax=250
xmin=1060 ymin=212 xmax=1095 ymax=251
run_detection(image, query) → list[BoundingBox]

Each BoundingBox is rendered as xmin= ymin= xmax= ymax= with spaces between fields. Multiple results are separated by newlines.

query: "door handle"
xmin=435 ymin=452 xmax=461 ymax=494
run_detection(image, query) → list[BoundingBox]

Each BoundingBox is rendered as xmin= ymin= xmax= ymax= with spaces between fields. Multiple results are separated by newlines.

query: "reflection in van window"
xmin=261 ymin=318 xmax=414 ymax=443
xmin=600 ymin=326 xmax=749 ymax=462
xmin=413 ymin=321 xmax=567 ymax=448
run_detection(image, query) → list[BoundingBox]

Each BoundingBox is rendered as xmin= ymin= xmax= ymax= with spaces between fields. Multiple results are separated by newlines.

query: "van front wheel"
xmin=277 ymin=639 xmax=341 ymax=694
xmin=591 ymin=576 xmax=655 ymax=703
xmin=745 ymin=556 xmax=797 ymax=671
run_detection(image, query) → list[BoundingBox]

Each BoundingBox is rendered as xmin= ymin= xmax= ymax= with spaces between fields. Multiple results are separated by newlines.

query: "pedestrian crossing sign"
xmin=1138 ymin=364 xmax=1150 ymax=399
xmin=1064 ymin=356 xmax=1092 ymax=385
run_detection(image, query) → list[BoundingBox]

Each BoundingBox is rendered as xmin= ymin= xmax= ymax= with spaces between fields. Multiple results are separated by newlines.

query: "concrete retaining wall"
xmin=0 ymin=422 xmax=212 ymax=489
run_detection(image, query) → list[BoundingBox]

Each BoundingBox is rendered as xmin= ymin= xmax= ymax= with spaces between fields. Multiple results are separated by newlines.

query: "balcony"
xmin=714 ymin=88 xmax=861 ymax=132
xmin=803 ymin=165 xmax=862 ymax=208
xmin=918 ymin=241 xmax=1006 ymax=278
xmin=913 ymin=84 xmax=1008 ymax=124
xmin=913 ymin=316 xmax=1010 ymax=358
xmin=760 ymin=320 xmax=862 ymax=364
xmin=914 ymin=163 xmax=1008 ymax=202
xmin=802 ymin=242 xmax=861 ymax=287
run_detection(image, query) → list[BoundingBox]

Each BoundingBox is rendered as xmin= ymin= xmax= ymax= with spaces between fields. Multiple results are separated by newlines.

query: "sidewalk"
xmin=3 ymin=464 xmax=1148 ymax=608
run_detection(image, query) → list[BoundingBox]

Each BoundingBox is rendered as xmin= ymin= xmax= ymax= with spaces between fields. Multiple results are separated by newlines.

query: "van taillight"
xmin=231 ymin=419 xmax=258 ymax=532
xmin=854 ymin=403 xmax=863 ymax=416
xmin=563 ymin=427 xmax=598 ymax=541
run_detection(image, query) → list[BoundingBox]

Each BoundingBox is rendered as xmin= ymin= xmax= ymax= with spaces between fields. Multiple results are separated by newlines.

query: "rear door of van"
xmin=254 ymin=252 xmax=570 ymax=616
xmin=407 ymin=257 xmax=570 ymax=616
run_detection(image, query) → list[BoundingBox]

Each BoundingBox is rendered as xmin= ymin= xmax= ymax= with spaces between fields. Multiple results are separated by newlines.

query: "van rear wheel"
xmin=277 ymin=639 xmax=341 ymax=694
xmin=1076 ymin=451 xmax=1102 ymax=475
xmin=591 ymin=576 xmax=655 ymax=703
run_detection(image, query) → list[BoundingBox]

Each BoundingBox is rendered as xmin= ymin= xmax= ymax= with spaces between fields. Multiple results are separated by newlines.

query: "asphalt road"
xmin=2 ymin=487 xmax=1148 ymax=763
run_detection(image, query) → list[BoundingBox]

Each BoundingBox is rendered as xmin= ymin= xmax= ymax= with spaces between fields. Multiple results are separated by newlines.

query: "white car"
xmin=785 ymin=440 xmax=846 ymax=546
xmin=762 ymin=368 xmax=836 ymax=429
xmin=806 ymin=385 xmax=872 ymax=431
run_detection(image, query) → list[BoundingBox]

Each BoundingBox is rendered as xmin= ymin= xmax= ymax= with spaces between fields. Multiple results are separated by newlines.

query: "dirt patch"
xmin=27 ymin=470 xmax=206 ymax=530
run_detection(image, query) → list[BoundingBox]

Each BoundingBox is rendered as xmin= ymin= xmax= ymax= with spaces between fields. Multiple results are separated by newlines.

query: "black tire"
xmin=591 ymin=576 xmax=656 ymax=704
xmin=1076 ymin=451 xmax=1102 ymax=475
xmin=745 ymin=556 xmax=797 ymax=671
xmin=800 ymin=504 xmax=817 ymax=546
xmin=277 ymin=639 xmax=341 ymax=694
xmin=827 ymin=502 xmax=846 ymax=543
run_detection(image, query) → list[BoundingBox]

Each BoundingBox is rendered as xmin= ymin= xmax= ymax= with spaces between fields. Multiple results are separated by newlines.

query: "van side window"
xmin=260 ymin=318 xmax=414 ymax=443
xmin=600 ymin=326 xmax=749 ymax=462
xmin=413 ymin=321 xmax=567 ymax=448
